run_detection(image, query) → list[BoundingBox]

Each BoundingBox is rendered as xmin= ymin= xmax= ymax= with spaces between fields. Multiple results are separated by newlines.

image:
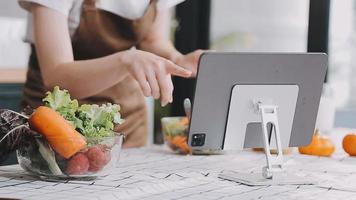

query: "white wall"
xmin=0 ymin=1 xmax=26 ymax=18
xmin=0 ymin=0 xmax=29 ymax=68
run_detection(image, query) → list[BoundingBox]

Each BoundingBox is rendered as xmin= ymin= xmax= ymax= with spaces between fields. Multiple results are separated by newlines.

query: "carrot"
xmin=180 ymin=117 xmax=189 ymax=126
xmin=165 ymin=136 xmax=177 ymax=151
xmin=29 ymin=106 xmax=86 ymax=159
xmin=170 ymin=135 xmax=191 ymax=154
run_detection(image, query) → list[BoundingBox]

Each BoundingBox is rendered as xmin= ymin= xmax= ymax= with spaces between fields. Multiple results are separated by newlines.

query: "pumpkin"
xmin=342 ymin=133 xmax=356 ymax=156
xmin=298 ymin=129 xmax=335 ymax=157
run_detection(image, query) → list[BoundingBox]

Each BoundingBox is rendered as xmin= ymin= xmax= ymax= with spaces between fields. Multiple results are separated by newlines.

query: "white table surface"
xmin=0 ymin=128 xmax=356 ymax=200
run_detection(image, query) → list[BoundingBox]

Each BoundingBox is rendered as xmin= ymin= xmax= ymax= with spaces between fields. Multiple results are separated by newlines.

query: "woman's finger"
xmin=146 ymin=70 xmax=160 ymax=99
xmin=135 ymin=70 xmax=151 ymax=97
xmin=167 ymin=75 xmax=174 ymax=103
xmin=156 ymin=71 xmax=171 ymax=106
xmin=165 ymin=60 xmax=192 ymax=77
xmin=192 ymin=49 xmax=204 ymax=60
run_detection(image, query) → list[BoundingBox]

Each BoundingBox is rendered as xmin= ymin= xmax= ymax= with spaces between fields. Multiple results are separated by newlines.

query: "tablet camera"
xmin=191 ymin=133 xmax=206 ymax=146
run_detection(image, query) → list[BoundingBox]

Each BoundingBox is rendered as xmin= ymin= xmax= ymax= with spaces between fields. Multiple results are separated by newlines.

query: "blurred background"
xmin=0 ymin=0 xmax=355 ymax=148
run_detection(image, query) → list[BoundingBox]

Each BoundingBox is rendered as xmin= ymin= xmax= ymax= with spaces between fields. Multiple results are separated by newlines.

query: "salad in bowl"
xmin=161 ymin=116 xmax=191 ymax=154
xmin=0 ymin=87 xmax=125 ymax=180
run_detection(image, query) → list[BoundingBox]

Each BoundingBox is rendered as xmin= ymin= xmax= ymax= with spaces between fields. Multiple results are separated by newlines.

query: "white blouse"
xmin=18 ymin=0 xmax=185 ymax=43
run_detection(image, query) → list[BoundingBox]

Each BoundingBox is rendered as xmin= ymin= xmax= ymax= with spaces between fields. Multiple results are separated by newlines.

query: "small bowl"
xmin=161 ymin=117 xmax=191 ymax=154
xmin=17 ymin=133 xmax=124 ymax=180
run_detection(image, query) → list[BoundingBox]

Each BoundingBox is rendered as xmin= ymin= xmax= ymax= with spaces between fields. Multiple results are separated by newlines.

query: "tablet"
xmin=188 ymin=53 xmax=327 ymax=152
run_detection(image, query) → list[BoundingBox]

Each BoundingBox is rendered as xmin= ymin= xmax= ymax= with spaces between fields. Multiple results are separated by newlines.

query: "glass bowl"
xmin=161 ymin=117 xmax=191 ymax=154
xmin=16 ymin=133 xmax=124 ymax=180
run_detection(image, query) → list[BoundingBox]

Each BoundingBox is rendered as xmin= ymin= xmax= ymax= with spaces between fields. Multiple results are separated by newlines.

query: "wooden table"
xmin=0 ymin=69 xmax=26 ymax=83
xmin=0 ymin=128 xmax=355 ymax=200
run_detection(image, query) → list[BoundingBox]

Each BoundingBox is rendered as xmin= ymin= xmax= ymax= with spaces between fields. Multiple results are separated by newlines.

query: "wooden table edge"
xmin=0 ymin=68 xmax=27 ymax=83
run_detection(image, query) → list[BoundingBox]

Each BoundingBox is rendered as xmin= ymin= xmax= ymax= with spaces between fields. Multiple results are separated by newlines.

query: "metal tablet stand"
xmin=219 ymin=102 xmax=316 ymax=186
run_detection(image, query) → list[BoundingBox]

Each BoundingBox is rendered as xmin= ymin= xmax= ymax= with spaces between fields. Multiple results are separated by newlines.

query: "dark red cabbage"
xmin=0 ymin=109 xmax=36 ymax=163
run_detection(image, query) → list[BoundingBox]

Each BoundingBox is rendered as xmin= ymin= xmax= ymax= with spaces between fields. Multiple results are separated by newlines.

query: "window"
xmin=329 ymin=0 xmax=356 ymax=108
xmin=210 ymin=0 xmax=309 ymax=52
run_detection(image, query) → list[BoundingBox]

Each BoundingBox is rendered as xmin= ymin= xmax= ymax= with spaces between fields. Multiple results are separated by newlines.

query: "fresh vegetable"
xmin=162 ymin=117 xmax=191 ymax=154
xmin=43 ymin=87 xmax=123 ymax=139
xmin=78 ymin=103 xmax=124 ymax=138
xmin=166 ymin=137 xmax=178 ymax=151
xmin=43 ymin=86 xmax=83 ymax=130
xmin=342 ymin=133 xmax=356 ymax=156
xmin=66 ymin=152 xmax=89 ymax=175
xmin=87 ymin=145 xmax=107 ymax=172
xmin=35 ymin=139 xmax=62 ymax=175
xmin=163 ymin=118 xmax=188 ymax=137
xmin=29 ymin=106 xmax=87 ymax=159
xmin=1 ymin=87 xmax=123 ymax=177
xmin=55 ymin=154 xmax=69 ymax=172
xmin=168 ymin=135 xmax=192 ymax=154
xmin=298 ymin=129 xmax=335 ymax=157
xmin=17 ymin=137 xmax=52 ymax=174
xmin=180 ymin=117 xmax=189 ymax=126
xmin=0 ymin=109 xmax=35 ymax=163
xmin=165 ymin=134 xmax=191 ymax=154
xmin=97 ymin=144 xmax=111 ymax=165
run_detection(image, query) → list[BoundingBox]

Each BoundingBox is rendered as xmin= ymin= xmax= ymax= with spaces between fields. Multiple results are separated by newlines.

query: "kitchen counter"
xmin=0 ymin=68 xmax=26 ymax=112
xmin=0 ymin=68 xmax=26 ymax=83
xmin=0 ymin=128 xmax=355 ymax=200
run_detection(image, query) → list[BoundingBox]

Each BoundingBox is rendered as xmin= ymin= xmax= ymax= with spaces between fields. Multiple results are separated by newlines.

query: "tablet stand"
xmin=219 ymin=102 xmax=316 ymax=186
xmin=258 ymin=103 xmax=284 ymax=179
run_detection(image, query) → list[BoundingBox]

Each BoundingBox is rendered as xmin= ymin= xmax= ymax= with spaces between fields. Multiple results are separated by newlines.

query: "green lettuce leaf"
xmin=42 ymin=87 xmax=124 ymax=138
xmin=43 ymin=86 xmax=78 ymax=111
xmin=42 ymin=86 xmax=83 ymax=130
xmin=78 ymin=103 xmax=124 ymax=138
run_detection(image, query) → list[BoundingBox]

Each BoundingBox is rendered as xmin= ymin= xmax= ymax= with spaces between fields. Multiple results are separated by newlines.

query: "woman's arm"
xmin=32 ymin=4 xmax=191 ymax=105
xmin=32 ymin=4 xmax=128 ymax=99
xmin=138 ymin=9 xmax=204 ymax=77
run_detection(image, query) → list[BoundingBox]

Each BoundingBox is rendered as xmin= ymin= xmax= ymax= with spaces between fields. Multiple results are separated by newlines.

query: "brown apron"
xmin=22 ymin=0 xmax=157 ymax=148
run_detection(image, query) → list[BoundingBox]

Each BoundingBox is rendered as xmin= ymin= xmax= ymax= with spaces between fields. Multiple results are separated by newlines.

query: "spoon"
xmin=183 ymin=98 xmax=191 ymax=120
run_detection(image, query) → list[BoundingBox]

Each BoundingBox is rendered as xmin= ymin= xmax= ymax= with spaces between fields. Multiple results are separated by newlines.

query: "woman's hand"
xmin=175 ymin=50 xmax=205 ymax=77
xmin=122 ymin=49 xmax=192 ymax=106
xmin=137 ymin=9 xmax=205 ymax=78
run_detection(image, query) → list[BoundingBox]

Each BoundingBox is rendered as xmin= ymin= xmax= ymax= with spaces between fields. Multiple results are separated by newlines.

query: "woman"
xmin=18 ymin=0 xmax=203 ymax=148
